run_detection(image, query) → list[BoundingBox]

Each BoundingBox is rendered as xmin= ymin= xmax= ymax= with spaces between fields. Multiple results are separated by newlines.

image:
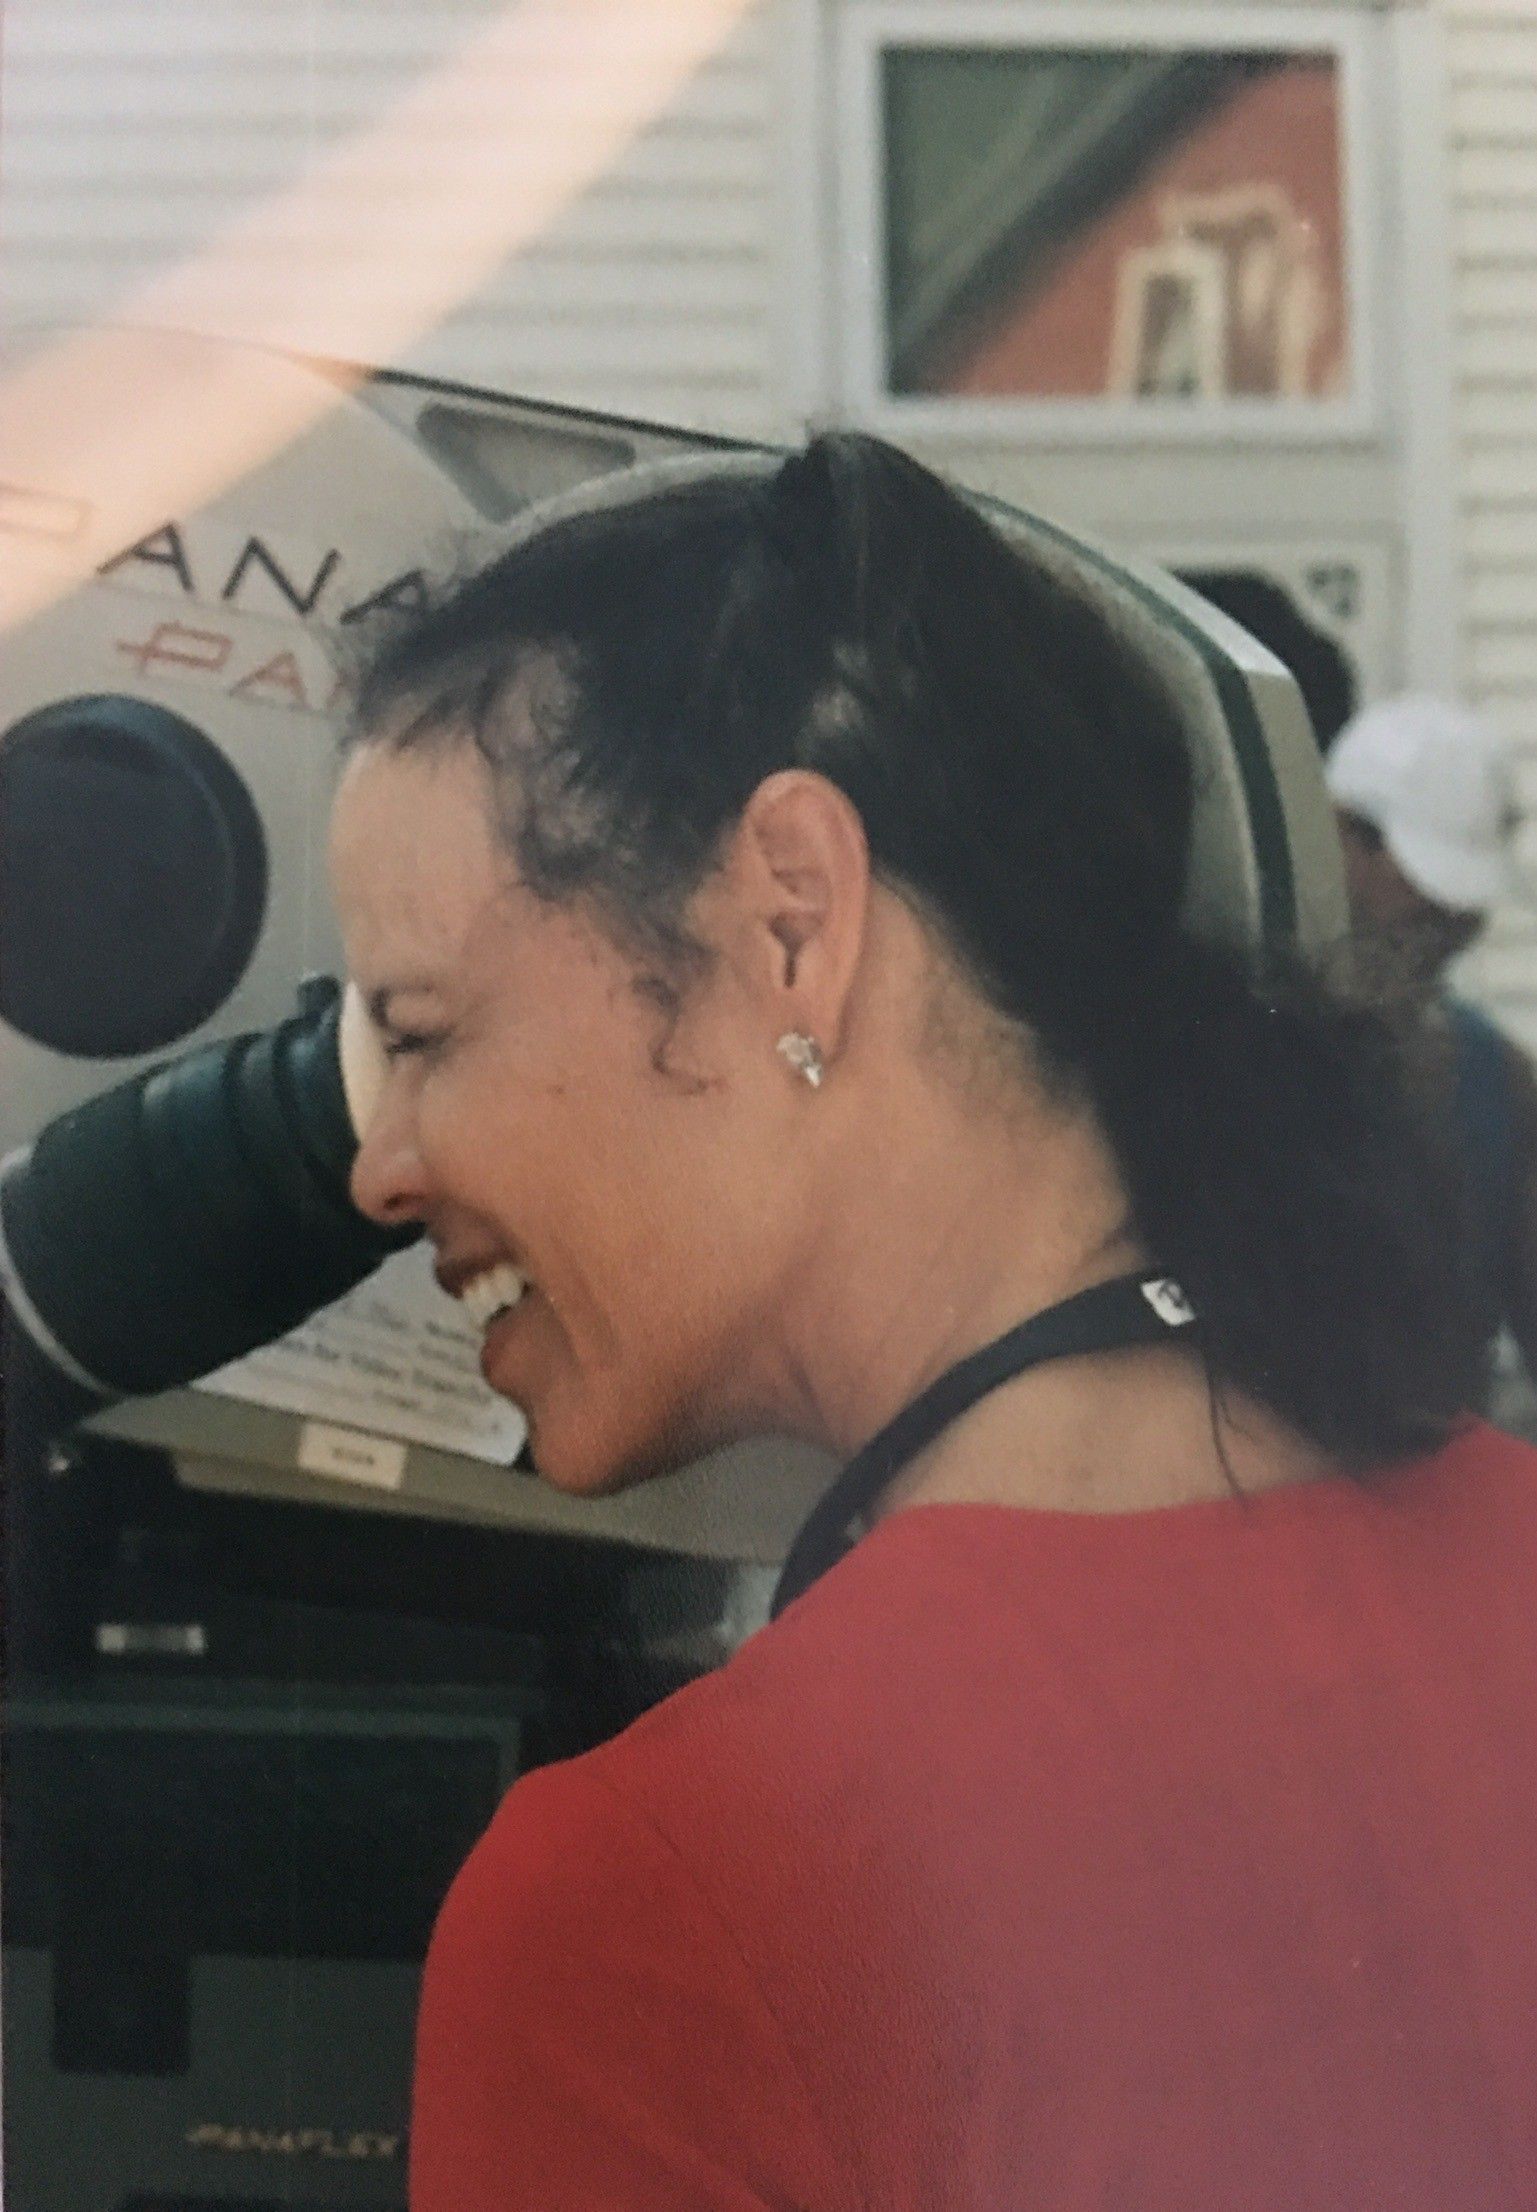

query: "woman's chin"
xmin=519 ymin=1401 xmax=702 ymax=1499
xmin=517 ymin=1406 xmax=659 ymax=1498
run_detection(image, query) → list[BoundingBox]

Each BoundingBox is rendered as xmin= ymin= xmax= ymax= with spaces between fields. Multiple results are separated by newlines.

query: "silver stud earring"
xmin=776 ymin=1031 xmax=825 ymax=1089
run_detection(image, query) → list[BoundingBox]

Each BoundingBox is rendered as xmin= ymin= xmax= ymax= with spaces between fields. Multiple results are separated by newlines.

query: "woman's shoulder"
xmin=450 ymin=1587 xmax=877 ymax=1927
xmin=415 ymin=1700 xmax=862 ymax=2212
xmin=457 ymin=1534 xmax=956 ymax=1938
xmin=462 ymin=1422 xmax=1537 ymax=1917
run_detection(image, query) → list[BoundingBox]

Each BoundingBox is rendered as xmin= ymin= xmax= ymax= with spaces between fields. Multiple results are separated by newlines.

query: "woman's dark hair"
xmin=349 ymin=432 xmax=1487 ymax=1467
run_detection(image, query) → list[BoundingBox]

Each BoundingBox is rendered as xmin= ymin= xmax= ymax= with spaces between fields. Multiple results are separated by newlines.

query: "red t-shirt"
xmin=412 ymin=1422 xmax=1537 ymax=2209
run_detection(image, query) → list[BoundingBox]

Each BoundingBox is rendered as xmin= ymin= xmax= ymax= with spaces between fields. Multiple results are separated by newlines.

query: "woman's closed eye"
xmin=382 ymin=1027 xmax=448 ymax=1063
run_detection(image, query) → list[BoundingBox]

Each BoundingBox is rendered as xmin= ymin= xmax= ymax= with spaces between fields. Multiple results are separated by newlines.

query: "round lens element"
xmin=0 ymin=694 xmax=268 ymax=1057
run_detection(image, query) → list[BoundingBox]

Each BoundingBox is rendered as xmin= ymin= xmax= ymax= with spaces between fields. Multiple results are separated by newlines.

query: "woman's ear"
xmin=728 ymin=770 xmax=871 ymax=1059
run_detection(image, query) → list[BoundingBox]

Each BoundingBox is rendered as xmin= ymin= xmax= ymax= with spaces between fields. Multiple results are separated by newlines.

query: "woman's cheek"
xmin=417 ymin=1060 xmax=487 ymax=1175
xmin=434 ymin=1059 xmax=545 ymax=1203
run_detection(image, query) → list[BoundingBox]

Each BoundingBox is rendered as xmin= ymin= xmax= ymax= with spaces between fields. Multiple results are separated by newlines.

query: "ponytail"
xmin=1082 ymin=940 xmax=1487 ymax=1462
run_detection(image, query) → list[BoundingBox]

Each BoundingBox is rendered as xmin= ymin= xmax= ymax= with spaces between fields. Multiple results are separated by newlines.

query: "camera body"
xmin=0 ymin=327 xmax=722 ymax=1149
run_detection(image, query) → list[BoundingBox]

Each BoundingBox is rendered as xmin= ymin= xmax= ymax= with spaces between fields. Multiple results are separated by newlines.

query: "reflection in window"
xmin=882 ymin=47 xmax=1351 ymax=403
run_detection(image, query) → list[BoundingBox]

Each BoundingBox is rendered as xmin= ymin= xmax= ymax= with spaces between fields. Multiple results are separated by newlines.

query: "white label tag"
xmin=1141 ymin=1277 xmax=1196 ymax=1329
xmin=297 ymin=1421 xmax=408 ymax=1493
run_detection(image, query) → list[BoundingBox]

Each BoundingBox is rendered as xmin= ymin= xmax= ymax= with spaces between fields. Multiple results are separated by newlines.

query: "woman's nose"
xmin=349 ymin=1088 xmax=430 ymax=1228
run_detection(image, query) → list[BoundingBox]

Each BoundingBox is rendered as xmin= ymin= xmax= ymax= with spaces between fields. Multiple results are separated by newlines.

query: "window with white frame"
xmin=833 ymin=3 xmax=1382 ymax=439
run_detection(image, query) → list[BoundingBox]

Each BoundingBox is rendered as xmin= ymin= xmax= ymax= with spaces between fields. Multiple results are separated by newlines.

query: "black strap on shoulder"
xmin=770 ymin=1271 xmax=1197 ymax=1619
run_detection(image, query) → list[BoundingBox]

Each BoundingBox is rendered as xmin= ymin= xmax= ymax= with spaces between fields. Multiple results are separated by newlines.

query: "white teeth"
xmin=456 ymin=1262 xmax=527 ymax=1330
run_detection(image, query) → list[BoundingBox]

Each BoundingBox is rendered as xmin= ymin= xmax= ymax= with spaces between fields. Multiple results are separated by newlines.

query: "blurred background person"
xmin=1327 ymin=694 xmax=1537 ymax=1397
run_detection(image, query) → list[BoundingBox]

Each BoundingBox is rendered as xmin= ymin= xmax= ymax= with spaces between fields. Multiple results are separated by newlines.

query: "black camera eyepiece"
xmin=0 ymin=980 xmax=409 ymax=1409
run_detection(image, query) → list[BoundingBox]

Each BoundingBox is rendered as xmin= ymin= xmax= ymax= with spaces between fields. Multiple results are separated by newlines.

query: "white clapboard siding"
xmin=1463 ymin=389 xmax=1537 ymax=446
xmin=1459 ymin=201 xmax=1537 ymax=260
xmin=1458 ymin=263 xmax=1537 ymax=325
xmin=0 ymin=0 xmax=786 ymax=437
xmin=1468 ymin=566 xmax=1537 ymax=625
xmin=1464 ymin=442 xmax=1537 ymax=504
xmin=1455 ymin=143 xmax=1537 ymax=200
xmin=1450 ymin=77 xmax=1537 ymax=146
xmin=1467 ymin=505 xmax=1537 ymax=565
xmin=1453 ymin=22 xmax=1537 ymax=83
xmin=1442 ymin=0 xmax=1537 ymax=1049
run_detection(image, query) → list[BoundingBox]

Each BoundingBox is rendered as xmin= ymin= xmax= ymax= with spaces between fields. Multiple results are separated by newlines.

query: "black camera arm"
xmin=0 ymin=980 xmax=409 ymax=1416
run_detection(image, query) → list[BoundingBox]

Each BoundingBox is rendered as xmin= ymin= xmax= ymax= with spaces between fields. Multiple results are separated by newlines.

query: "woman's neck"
xmin=873 ymin=1346 xmax=1334 ymax=1523
xmin=758 ymin=1036 xmax=1331 ymax=1519
xmin=761 ymin=1047 xmax=1135 ymax=1453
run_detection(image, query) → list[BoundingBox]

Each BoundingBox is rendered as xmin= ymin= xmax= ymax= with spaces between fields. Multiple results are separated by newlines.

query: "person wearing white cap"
xmin=1327 ymin=694 xmax=1537 ymax=1385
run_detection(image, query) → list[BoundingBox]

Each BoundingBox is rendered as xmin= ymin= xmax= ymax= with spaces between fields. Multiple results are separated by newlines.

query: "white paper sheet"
xmin=194 ymin=1241 xmax=528 ymax=1465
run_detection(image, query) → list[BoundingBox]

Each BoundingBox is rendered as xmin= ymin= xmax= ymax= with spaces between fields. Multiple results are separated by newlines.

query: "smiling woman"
xmin=329 ymin=732 xmax=833 ymax=1494
xmin=332 ymin=433 xmax=1537 ymax=2212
